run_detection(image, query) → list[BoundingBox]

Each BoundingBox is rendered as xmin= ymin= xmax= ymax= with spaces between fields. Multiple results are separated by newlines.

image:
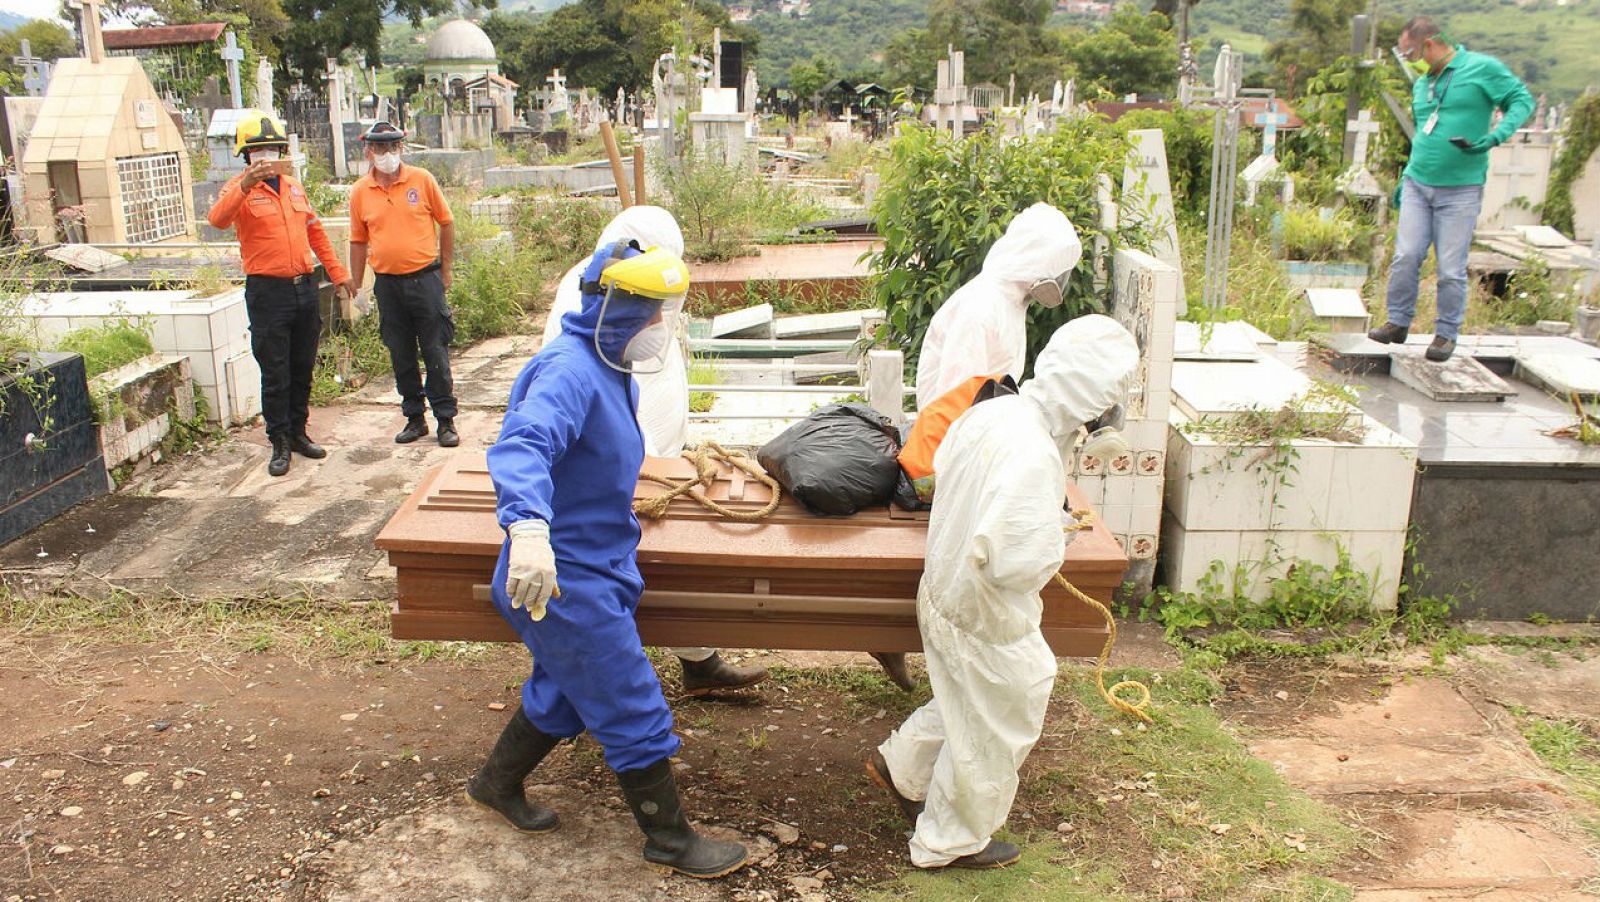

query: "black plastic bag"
xmin=758 ymin=403 xmax=903 ymax=516
xmin=891 ymin=423 xmax=930 ymax=512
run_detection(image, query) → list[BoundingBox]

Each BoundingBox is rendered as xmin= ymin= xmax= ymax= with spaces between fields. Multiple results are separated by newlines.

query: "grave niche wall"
xmin=1 ymin=353 xmax=109 ymax=547
xmin=1078 ymin=248 xmax=1179 ymax=597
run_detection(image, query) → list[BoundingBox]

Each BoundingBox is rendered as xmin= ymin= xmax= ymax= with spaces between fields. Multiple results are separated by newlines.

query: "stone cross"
xmin=70 ymin=0 xmax=106 ymax=64
xmin=1007 ymin=72 xmax=1015 ymax=108
xmin=324 ymin=57 xmax=347 ymax=176
xmin=13 ymin=39 xmax=50 ymax=96
xmin=546 ymin=69 xmax=568 ymax=115
xmin=1254 ymin=103 xmax=1288 ymax=158
xmin=1346 ymin=109 xmax=1381 ymax=169
xmin=220 ymin=31 xmax=245 ymax=107
xmin=934 ymin=46 xmax=964 ymax=139
xmin=254 ymin=57 xmax=276 ymax=117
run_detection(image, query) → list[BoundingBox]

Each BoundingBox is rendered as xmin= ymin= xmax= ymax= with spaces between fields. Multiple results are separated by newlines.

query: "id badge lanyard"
xmin=1422 ymin=66 xmax=1457 ymax=135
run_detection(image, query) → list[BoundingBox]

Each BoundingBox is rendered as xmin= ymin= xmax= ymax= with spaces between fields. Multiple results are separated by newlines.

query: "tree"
xmin=0 ymin=20 xmax=77 ymax=94
xmin=882 ymin=0 xmax=1069 ymax=96
xmin=1063 ymin=6 xmax=1177 ymax=99
xmin=1264 ymin=0 xmax=1367 ymax=97
xmin=277 ymin=0 xmax=460 ymax=84
xmin=106 ymin=0 xmax=290 ymax=64
xmin=786 ymin=54 xmax=835 ymax=104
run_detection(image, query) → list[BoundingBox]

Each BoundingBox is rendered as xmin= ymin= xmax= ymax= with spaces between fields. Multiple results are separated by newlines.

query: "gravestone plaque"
xmin=1391 ymin=348 xmax=1516 ymax=401
xmin=1302 ymin=288 xmax=1371 ymax=333
xmin=1122 ymin=129 xmax=1184 ymax=302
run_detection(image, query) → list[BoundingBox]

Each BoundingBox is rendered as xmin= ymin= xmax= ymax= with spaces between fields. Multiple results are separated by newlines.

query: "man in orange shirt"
xmin=207 ymin=110 xmax=354 ymax=477
xmin=348 ymin=122 xmax=459 ymax=447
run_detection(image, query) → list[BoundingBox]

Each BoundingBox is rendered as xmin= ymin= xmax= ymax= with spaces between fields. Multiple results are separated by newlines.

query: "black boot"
xmin=679 ymin=652 xmax=767 ymax=696
xmin=395 ymin=415 xmax=429 ymax=444
xmin=616 ymin=759 xmax=747 ymax=879
xmin=865 ymin=749 xmax=925 ymax=824
xmin=465 ymin=709 xmax=560 ymax=833
xmin=945 ymin=839 xmax=1022 ymax=870
xmin=267 ymin=433 xmax=291 ymax=477
xmin=290 ymin=431 xmax=327 ymax=459
xmin=436 ymin=417 xmax=460 ymax=448
xmin=871 ymin=652 xmax=917 ymax=692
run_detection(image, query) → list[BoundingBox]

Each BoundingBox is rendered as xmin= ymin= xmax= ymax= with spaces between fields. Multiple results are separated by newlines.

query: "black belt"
xmin=377 ymin=261 xmax=442 ymax=280
xmin=247 ymin=272 xmax=316 ymax=285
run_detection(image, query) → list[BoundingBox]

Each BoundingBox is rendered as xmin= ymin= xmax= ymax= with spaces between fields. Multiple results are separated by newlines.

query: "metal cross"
xmin=220 ymin=31 xmax=245 ymax=108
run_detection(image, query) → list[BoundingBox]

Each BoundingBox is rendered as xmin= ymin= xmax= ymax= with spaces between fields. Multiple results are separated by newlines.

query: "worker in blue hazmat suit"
xmin=469 ymin=241 xmax=747 ymax=880
xmin=542 ymin=205 xmax=768 ymax=697
xmin=914 ymin=202 xmax=1084 ymax=411
xmin=867 ymin=314 xmax=1138 ymax=870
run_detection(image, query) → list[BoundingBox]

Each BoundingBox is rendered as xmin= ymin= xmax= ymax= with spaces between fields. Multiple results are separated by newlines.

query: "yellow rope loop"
xmin=1053 ymin=571 xmax=1154 ymax=724
xmin=633 ymin=442 xmax=783 ymax=522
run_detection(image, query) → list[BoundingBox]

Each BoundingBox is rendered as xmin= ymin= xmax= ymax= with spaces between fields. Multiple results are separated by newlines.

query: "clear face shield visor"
xmin=593 ymin=285 xmax=684 ymax=375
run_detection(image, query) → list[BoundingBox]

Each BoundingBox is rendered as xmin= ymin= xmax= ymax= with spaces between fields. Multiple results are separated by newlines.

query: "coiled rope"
xmin=633 ymin=442 xmax=783 ymax=522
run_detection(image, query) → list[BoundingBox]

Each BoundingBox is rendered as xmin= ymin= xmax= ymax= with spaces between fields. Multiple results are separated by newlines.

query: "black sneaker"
xmin=1368 ymin=322 xmax=1410 ymax=344
xmin=1425 ymin=336 xmax=1456 ymax=362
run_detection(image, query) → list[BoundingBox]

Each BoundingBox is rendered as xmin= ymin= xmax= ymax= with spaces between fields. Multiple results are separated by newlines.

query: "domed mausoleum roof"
xmin=426 ymin=19 xmax=496 ymax=63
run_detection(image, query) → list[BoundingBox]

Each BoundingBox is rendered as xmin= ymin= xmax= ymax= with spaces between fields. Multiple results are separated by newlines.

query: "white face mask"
xmin=622 ymin=321 xmax=670 ymax=365
xmin=250 ymin=149 xmax=282 ymax=163
xmin=371 ymin=152 xmax=401 ymax=174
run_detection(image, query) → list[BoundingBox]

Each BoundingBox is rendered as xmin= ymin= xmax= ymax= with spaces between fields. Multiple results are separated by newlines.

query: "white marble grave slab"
xmin=1173 ymin=321 xmax=1262 ymax=361
xmin=1513 ymin=224 xmax=1575 ymax=249
xmin=1391 ymin=347 xmax=1516 ymax=401
xmin=710 ymin=303 xmax=774 ymax=339
xmin=44 ymin=244 xmax=127 ymax=273
xmin=1171 ymin=357 xmax=1359 ymax=426
xmin=773 ymin=309 xmax=871 ymax=340
xmin=1514 ymin=352 xmax=1600 ymax=399
xmin=1303 ymin=288 xmax=1371 ymax=333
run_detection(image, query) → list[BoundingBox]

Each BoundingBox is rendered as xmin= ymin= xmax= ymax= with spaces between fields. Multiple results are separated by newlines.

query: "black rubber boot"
xmin=616 ymin=759 xmax=747 ymax=878
xmin=290 ymin=432 xmax=327 ymax=459
xmin=679 ymin=652 xmax=767 ymax=697
xmin=395 ymin=415 xmax=429 ymax=444
xmin=945 ymin=839 xmax=1022 ymax=870
xmin=267 ymin=433 xmax=291 ymax=477
xmin=871 ymin=652 xmax=917 ymax=692
xmin=865 ymin=749 xmax=925 ymax=824
xmin=465 ymin=708 xmax=560 ymax=834
xmin=436 ymin=417 xmax=460 ymax=448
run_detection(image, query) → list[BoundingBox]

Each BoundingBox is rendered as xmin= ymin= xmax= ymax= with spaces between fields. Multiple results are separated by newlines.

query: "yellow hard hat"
xmin=598 ymin=246 xmax=690 ymax=301
xmin=234 ymin=109 xmax=289 ymax=156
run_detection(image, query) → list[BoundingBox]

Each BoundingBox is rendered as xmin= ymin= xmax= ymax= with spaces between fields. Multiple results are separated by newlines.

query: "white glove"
xmin=354 ymin=288 xmax=373 ymax=315
xmin=506 ymin=520 xmax=559 ymax=621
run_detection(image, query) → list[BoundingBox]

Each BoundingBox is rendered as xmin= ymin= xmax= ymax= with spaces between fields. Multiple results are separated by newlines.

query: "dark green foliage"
xmin=1544 ymin=92 xmax=1600 ymax=238
xmin=750 ymin=0 xmax=925 ymax=88
xmin=870 ymin=119 xmax=1152 ymax=375
xmin=1113 ymin=107 xmax=1214 ymax=222
xmin=280 ymin=0 xmax=457 ymax=84
xmin=1061 ymin=6 xmax=1179 ymax=99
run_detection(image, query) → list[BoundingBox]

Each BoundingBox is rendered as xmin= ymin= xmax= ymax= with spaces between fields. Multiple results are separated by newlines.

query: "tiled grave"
xmin=18 ymin=288 xmax=259 ymax=426
xmin=1173 ymin=321 xmax=1266 ymax=361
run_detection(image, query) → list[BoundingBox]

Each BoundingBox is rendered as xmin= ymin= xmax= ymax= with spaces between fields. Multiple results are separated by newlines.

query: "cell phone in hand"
xmin=1449 ymin=136 xmax=1473 ymax=150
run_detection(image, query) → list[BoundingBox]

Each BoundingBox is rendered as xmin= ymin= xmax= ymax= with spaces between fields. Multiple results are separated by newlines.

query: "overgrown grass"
xmin=310 ymin=313 xmax=391 ymax=405
xmin=0 ymin=585 xmax=490 ymax=666
xmin=52 ymin=318 xmax=156 ymax=378
xmin=1280 ymin=205 xmax=1367 ymax=263
xmin=687 ymin=352 xmax=718 ymax=414
xmin=1180 ymin=220 xmax=1311 ymax=340
xmin=661 ymin=153 xmax=832 ymax=261
xmin=867 ymin=660 xmax=1358 ymax=901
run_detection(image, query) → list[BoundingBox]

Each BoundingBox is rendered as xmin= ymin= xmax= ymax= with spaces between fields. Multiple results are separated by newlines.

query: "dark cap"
xmin=359 ymin=121 xmax=406 ymax=144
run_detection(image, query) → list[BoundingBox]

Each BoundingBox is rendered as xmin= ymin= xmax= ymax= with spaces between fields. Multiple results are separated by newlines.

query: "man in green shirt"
xmin=1367 ymin=15 xmax=1534 ymax=361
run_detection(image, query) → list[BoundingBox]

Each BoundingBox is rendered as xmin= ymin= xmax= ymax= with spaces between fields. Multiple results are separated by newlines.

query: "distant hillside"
xmin=1187 ymin=0 xmax=1600 ymax=101
xmin=494 ymin=0 xmax=573 ymax=12
xmin=0 ymin=11 xmax=33 ymax=31
xmin=744 ymin=0 xmax=926 ymax=87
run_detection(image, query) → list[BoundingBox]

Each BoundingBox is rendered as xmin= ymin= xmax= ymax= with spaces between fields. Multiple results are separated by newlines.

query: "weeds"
xmin=53 ymin=318 xmax=155 ymax=378
xmin=1279 ymin=205 xmax=1368 ymax=262
xmin=687 ymin=352 xmax=717 ymax=413
xmin=310 ymin=314 xmax=390 ymax=405
xmin=661 ymin=152 xmax=831 ymax=262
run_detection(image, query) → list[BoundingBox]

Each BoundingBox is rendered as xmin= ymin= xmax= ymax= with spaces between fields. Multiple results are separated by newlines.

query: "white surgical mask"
xmin=251 ymin=149 xmax=282 ymax=163
xmin=372 ymin=152 xmax=401 ymax=174
xmin=622 ymin=321 xmax=670 ymax=365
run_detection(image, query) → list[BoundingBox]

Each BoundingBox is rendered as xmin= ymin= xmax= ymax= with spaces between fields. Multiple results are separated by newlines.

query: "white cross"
xmin=1254 ymin=104 xmax=1288 ymax=158
xmin=220 ymin=31 xmax=245 ymax=108
xmin=1346 ymin=109 xmax=1381 ymax=169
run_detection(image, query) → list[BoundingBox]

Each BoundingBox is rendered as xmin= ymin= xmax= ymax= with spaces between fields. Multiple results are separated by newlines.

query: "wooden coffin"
xmin=375 ymin=453 xmax=1129 ymax=657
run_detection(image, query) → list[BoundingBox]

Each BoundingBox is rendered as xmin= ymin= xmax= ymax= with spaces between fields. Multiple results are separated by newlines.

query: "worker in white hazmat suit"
xmin=543 ymin=205 xmax=768 ymax=697
xmin=913 ymin=202 xmax=1084 ymax=411
xmin=867 ymin=314 xmax=1139 ymax=869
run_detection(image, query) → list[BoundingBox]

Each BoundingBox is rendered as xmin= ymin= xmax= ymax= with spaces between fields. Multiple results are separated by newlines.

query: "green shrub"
xmin=1112 ymin=107 xmax=1215 ymax=223
xmin=448 ymin=241 xmax=539 ymax=344
xmin=870 ymin=119 xmax=1152 ymax=373
xmin=1544 ymin=91 xmax=1600 ymax=238
xmin=1492 ymin=256 xmax=1580 ymax=326
xmin=54 ymin=318 xmax=156 ymax=377
xmin=1280 ymin=205 xmax=1364 ymax=262
xmin=662 ymin=152 xmax=831 ymax=262
xmin=310 ymin=314 xmax=390 ymax=406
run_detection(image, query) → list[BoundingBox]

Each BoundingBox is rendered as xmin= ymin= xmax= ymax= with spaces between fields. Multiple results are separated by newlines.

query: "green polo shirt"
xmin=1404 ymin=46 xmax=1534 ymax=187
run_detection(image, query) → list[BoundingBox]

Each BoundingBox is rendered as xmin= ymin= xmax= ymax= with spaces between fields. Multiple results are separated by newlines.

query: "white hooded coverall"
xmin=879 ymin=314 xmax=1138 ymax=867
xmin=913 ymin=202 xmax=1085 ymax=411
xmin=543 ymin=206 xmax=717 ymax=662
xmin=544 ymin=205 xmax=691 ymax=459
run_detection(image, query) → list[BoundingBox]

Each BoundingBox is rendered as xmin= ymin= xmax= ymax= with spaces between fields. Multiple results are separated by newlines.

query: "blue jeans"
xmin=1384 ymin=177 xmax=1484 ymax=341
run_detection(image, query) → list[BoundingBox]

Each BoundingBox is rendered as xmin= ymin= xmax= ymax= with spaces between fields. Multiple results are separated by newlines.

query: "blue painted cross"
xmin=1254 ymin=104 xmax=1289 ymax=158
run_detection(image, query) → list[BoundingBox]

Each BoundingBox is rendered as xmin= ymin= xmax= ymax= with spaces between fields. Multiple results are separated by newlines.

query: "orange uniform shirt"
xmin=349 ymin=163 xmax=453 ymax=275
xmin=207 ymin=174 xmax=350 ymax=284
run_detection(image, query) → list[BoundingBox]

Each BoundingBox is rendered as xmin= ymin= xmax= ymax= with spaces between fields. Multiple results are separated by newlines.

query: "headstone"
xmin=545 ymin=69 xmax=569 ymax=119
xmin=1122 ymin=128 xmax=1184 ymax=303
xmin=220 ymin=31 xmax=245 ymax=108
xmin=12 ymin=39 xmax=51 ymax=97
xmin=1338 ymin=109 xmax=1385 ymax=200
xmin=1390 ymin=348 xmax=1516 ymax=401
xmin=1240 ymin=104 xmax=1290 ymax=207
xmin=44 ymin=243 xmax=127 ymax=273
xmin=1198 ymin=45 xmax=1243 ymax=310
xmin=742 ymin=67 xmax=758 ymax=116
xmin=711 ymin=303 xmax=774 ymax=338
xmin=934 ymin=47 xmax=965 ymax=139
xmin=1514 ymin=353 xmax=1600 ymax=400
xmin=324 ymin=57 xmax=348 ymax=177
xmin=1301 ymin=288 xmax=1370 ymax=333
xmin=254 ymin=57 xmax=276 ymax=117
